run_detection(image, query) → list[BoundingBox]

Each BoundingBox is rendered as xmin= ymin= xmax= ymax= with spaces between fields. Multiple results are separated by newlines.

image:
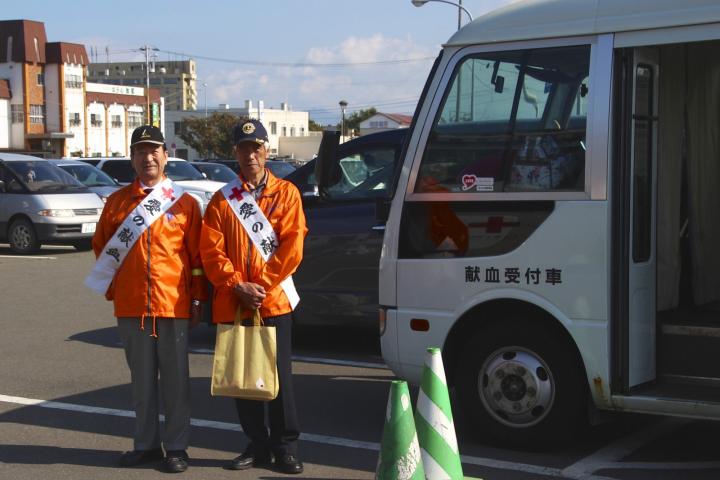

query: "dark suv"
xmin=285 ymin=129 xmax=407 ymax=329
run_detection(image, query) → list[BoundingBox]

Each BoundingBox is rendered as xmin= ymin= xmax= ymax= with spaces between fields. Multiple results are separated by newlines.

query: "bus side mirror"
xmin=0 ymin=180 xmax=5 ymax=193
xmin=314 ymin=130 xmax=341 ymax=192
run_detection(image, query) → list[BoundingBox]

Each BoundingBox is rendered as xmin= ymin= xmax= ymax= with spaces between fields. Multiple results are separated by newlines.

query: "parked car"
xmin=284 ymin=128 xmax=408 ymax=329
xmin=94 ymin=157 xmax=225 ymax=213
xmin=76 ymin=158 xmax=103 ymax=167
xmin=204 ymin=158 xmax=296 ymax=178
xmin=189 ymin=161 xmax=237 ymax=183
xmin=0 ymin=153 xmax=104 ymax=253
xmin=49 ymin=159 xmax=121 ymax=203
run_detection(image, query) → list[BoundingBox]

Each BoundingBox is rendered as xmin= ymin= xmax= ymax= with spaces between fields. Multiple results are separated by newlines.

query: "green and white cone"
xmin=415 ymin=347 xmax=464 ymax=480
xmin=376 ymin=380 xmax=425 ymax=480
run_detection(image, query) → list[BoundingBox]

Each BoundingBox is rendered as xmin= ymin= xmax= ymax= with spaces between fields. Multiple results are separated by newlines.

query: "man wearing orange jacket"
xmin=89 ymin=125 xmax=206 ymax=473
xmin=200 ymin=119 xmax=307 ymax=474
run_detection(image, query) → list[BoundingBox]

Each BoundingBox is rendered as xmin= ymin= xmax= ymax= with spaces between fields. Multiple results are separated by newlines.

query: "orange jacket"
xmin=200 ymin=171 xmax=307 ymax=323
xmin=92 ymin=178 xmax=207 ymax=326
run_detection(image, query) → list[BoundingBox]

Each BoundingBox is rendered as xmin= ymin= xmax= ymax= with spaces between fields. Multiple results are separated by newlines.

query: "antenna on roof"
xmin=105 ymin=46 xmax=110 ymax=64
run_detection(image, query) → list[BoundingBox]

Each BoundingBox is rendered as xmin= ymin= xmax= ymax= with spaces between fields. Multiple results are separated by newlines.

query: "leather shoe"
xmin=275 ymin=453 xmax=304 ymax=475
xmin=163 ymin=450 xmax=188 ymax=473
xmin=118 ymin=448 xmax=164 ymax=467
xmin=226 ymin=449 xmax=272 ymax=470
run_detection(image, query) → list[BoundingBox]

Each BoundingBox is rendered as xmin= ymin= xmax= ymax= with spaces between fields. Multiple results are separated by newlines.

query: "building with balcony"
xmin=88 ymin=59 xmax=196 ymax=111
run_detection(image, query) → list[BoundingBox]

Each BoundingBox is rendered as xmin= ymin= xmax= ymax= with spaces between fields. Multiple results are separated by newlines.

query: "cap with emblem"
xmin=232 ymin=119 xmax=269 ymax=146
xmin=130 ymin=125 xmax=165 ymax=148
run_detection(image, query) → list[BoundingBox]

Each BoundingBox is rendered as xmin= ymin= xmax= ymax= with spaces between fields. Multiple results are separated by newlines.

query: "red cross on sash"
xmin=162 ymin=186 xmax=175 ymax=200
xmin=229 ymin=187 xmax=244 ymax=202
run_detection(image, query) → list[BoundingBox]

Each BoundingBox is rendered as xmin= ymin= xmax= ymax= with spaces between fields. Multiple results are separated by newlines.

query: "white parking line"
xmin=188 ymin=347 xmax=388 ymax=370
xmin=292 ymin=355 xmax=387 ymax=370
xmin=561 ymin=417 xmax=690 ymax=480
xmin=0 ymin=255 xmax=57 ymax=259
xmin=0 ymin=393 xmax=564 ymax=477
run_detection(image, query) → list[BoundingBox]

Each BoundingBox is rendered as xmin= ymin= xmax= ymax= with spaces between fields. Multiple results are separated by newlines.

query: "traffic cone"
xmin=415 ymin=347 xmax=464 ymax=479
xmin=376 ymin=380 xmax=425 ymax=480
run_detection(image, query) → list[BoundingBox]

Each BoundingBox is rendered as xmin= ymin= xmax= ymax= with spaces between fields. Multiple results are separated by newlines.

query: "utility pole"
xmin=140 ymin=45 xmax=158 ymax=125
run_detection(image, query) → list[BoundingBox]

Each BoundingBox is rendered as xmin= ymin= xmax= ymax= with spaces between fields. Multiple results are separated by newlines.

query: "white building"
xmin=84 ymin=83 xmax=163 ymax=157
xmin=165 ymin=100 xmax=309 ymax=160
xmin=359 ymin=112 xmax=412 ymax=136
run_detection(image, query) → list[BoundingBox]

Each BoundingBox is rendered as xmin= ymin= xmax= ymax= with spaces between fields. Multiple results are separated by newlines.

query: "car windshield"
xmin=164 ymin=161 xmax=205 ymax=181
xmin=58 ymin=163 xmax=118 ymax=187
xmin=194 ymin=163 xmax=237 ymax=183
xmin=266 ymin=161 xmax=296 ymax=178
xmin=5 ymin=161 xmax=86 ymax=192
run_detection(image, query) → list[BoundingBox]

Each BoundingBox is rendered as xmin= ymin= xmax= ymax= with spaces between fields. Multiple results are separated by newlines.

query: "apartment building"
xmin=88 ymin=59 xmax=196 ymax=111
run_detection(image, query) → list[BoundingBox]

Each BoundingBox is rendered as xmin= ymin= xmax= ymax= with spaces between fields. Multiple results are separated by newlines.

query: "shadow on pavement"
xmin=67 ymin=323 xmax=383 ymax=364
xmin=0 ymin=444 xmax=122 ymax=467
xmin=0 ymin=371 xmax=389 ymax=474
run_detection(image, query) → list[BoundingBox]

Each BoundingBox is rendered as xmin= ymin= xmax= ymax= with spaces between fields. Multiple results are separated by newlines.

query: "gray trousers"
xmin=117 ymin=317 xmax=190 ymax=451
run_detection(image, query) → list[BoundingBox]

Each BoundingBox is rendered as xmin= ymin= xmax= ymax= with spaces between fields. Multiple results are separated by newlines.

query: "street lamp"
xmin=411 ymin=0 xmax=473 ymax=29
xmin=339 ymin=100 xmax=348 ymax=140
xmin=140 ymin=45 xmax=159 ymax=124
xmin=203 ymin=82 xmax=208 ymax=118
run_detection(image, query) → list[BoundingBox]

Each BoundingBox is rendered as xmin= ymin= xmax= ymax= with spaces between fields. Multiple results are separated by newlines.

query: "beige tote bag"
xmin=210 ymin=308 xmax=279 ymax=400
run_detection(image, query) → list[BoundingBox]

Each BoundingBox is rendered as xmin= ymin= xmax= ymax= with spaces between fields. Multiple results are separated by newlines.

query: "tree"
xmin=178 ymin=112 xmax=245 ymax=159
xmin=308 ymin=119 xmax=324 ymax=132
xmin=344 ymin=107 xmax=377 ymax=135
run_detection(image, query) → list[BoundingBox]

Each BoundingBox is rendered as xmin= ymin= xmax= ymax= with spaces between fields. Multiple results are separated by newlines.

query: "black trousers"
xmin=235 ymin=313 xmax=300 ymax=455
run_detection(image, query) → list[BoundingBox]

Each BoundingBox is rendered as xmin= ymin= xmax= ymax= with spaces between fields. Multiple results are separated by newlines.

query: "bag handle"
xmin=234 ymin=306 xmax=264 ymax=326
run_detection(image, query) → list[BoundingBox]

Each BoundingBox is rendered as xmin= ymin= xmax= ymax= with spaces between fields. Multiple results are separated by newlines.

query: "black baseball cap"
xmin=130 ymin=125 xmax=165 ymax=148
xmin=232 ymin=119 xmax=269 ymax=145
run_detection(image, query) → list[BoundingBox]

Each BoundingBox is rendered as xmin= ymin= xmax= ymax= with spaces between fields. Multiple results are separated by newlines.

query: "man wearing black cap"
xmin=200 ymin=119 xmax=307 ymax=474
xmin=90 ymin=125 xmax=207 ymax=473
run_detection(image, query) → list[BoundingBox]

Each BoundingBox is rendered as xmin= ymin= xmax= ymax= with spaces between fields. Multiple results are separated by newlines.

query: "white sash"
xmin=221 ymin=178 xmax=300 ymax=309
xmin=84 ymin=178 xmax=185 ymax=294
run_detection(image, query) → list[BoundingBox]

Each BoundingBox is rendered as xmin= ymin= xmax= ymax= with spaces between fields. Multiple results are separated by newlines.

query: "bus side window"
xmin=415 ymin=45 xmax=590 ymax=194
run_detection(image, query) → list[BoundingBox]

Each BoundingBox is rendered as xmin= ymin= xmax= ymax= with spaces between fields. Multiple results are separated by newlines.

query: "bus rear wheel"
xmin=455 ymin=320 xmax=585 ymax=449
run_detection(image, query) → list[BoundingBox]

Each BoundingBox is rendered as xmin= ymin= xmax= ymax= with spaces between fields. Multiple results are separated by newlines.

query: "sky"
xmin=4 ymin=0 xmax=516 ymax=124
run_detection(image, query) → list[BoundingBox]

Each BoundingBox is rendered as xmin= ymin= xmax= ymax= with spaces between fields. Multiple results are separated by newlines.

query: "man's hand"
xmin=190 ymin=302 xmax=202 ymax=329
xmin=232 ymin=282 xmax=266 ymax=310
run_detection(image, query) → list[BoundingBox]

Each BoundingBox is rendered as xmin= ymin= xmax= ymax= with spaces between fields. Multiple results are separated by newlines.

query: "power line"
xmin=155 ymin=49 xmax=434 ymax=68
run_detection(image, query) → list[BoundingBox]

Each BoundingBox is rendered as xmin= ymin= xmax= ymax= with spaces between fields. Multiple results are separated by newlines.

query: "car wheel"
xmin=8 ymin=218 xmax=41 ymax=254
xmin=72 ymin=239 xmax=93 ymax=251
xmin=455 ymin=319 xmax=585 ymax=449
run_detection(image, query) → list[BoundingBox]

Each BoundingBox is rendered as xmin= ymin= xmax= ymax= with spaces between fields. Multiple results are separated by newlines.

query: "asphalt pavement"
xmin=1 ymin=245 xmax=720 ymax=479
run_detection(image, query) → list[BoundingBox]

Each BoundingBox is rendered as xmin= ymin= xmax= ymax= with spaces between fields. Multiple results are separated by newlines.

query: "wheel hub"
xmin=11 ymin=225 xmax=31 ymax=249
xmin=479 ymin=348 xmax=554 ymax=427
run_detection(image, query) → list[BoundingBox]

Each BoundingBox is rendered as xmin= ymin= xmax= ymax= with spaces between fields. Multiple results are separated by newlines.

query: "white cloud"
xmin=202 ymin=34 xmax=437 ymax=123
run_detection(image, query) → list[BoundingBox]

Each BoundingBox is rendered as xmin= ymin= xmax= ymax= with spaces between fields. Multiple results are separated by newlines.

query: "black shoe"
xmin=118 ymin=448 xmax=164 ymax=467
xmin=226 ymin=448 xmax=272 ymax=470
xmin=163 ymin=450 xmax=188 ymax=473
xmin=275 ymin=453 xmax=304 ymax=475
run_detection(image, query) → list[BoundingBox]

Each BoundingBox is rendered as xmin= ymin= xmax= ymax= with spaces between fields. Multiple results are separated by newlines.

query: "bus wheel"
xmin=455 ymin=320 xmax=585 ymax=449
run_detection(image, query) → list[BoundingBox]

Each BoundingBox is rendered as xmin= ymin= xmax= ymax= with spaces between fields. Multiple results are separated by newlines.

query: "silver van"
xmin=0 ymin=153 xmax=104 ymax=254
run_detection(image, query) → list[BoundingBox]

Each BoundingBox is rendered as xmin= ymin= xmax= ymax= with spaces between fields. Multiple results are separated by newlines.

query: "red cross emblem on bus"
xmin=161 ymin=186 xmax=175 ymax=201
xmin=229 ymin=187 xmax=244 ymax=202
xmin=471 ymin=216 xmax=520 ymax=233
